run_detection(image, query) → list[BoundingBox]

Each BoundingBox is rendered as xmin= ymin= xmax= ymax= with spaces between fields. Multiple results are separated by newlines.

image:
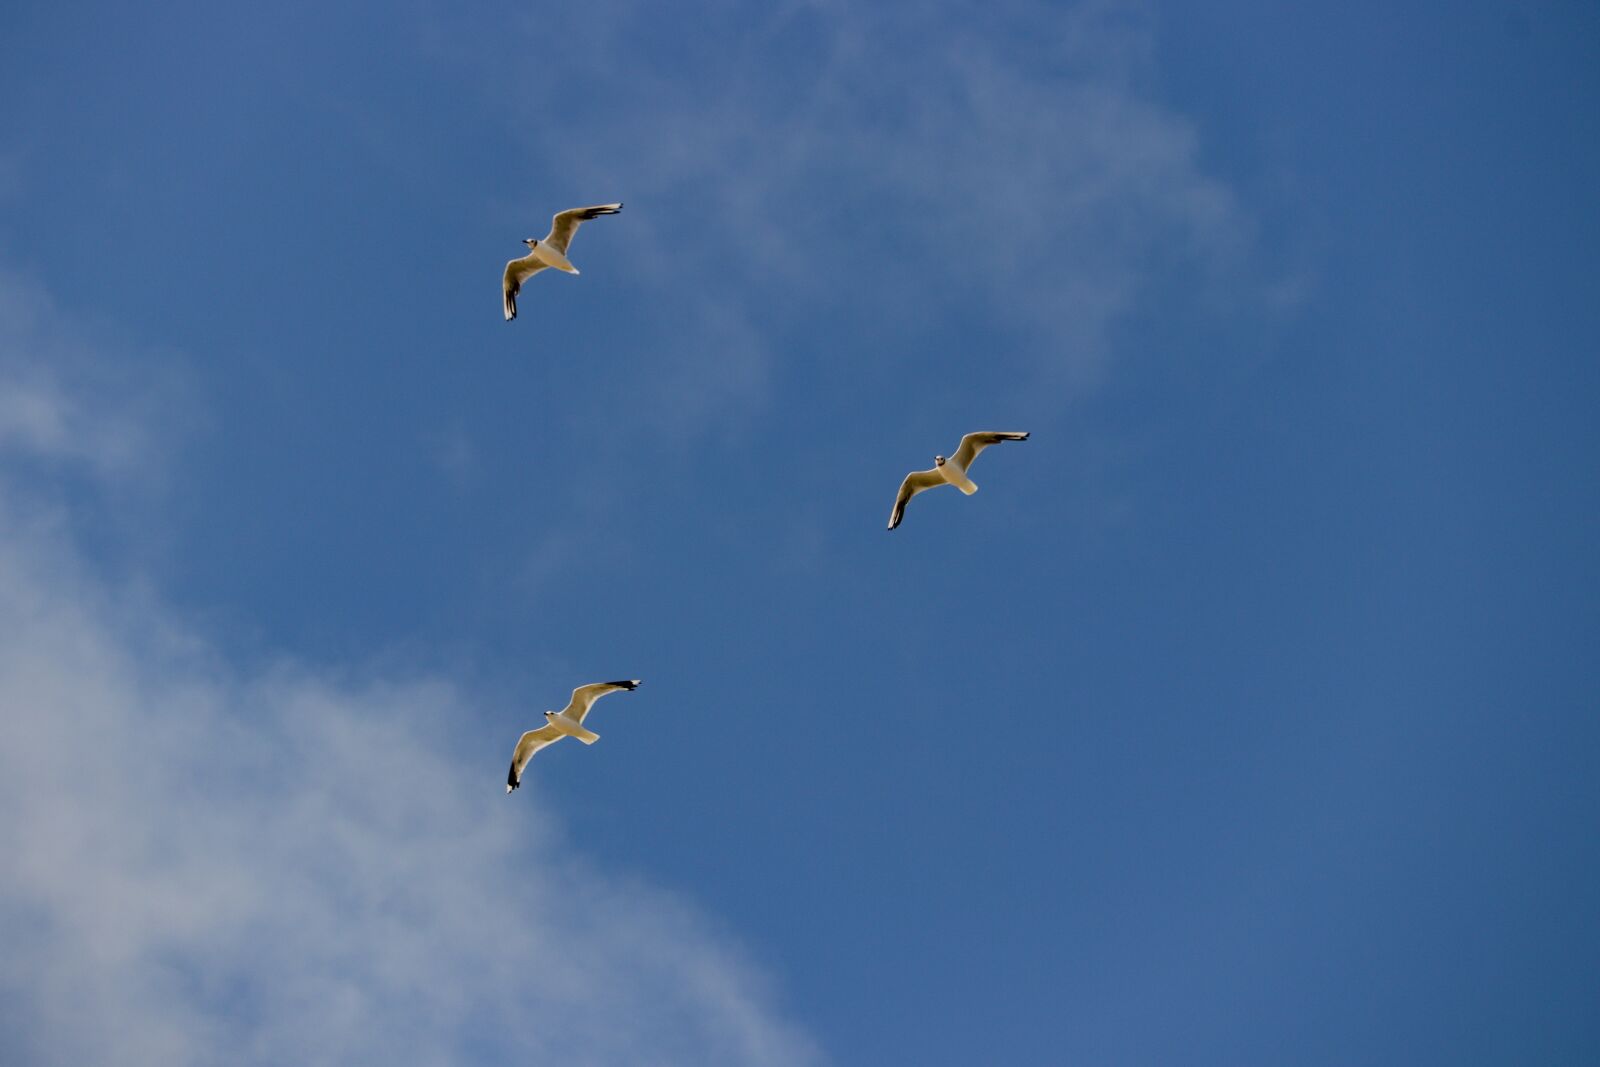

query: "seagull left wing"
xmin=566 ymin=679 xmax=641 ymax=724
xmin=545 ymin=203 xmax=623 ymax=256
xmin=502 ymin=259 xmax=547 ymax=321
xmin=888 ymin=469 xmax=946 ymax=530
xmin=507 ymin=724 xmax=564 ymax=792
xmin=951 ymin=431 xmax=1030 ymax=471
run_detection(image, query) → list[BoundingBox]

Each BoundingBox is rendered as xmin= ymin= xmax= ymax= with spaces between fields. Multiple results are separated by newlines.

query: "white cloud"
xmin=0 ymin=275 xmax=820 ymax=1066
xmin=0 ymin=268 xmax=185 ymax=481
xmin=0 ymin=501 xmax=820 ymax=1066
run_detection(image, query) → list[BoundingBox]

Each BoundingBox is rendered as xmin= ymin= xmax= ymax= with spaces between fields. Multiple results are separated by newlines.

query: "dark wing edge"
xmin=502 ymin=263 xmax=520 ymax=321
xmin=889 ymin=490 xmax=909 ymax=530
xmin=889 ymin=471 xmax=933 ymax=530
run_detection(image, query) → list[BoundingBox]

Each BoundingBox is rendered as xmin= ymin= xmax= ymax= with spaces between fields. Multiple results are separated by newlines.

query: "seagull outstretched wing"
xmin=565 ymin=679 xmax=641 ymax=724
xmin=502 ymin=259 xmax=548 ymax=321
xmin=888 ymin=469 xmax=946 ymax=530
xmin=951 ymin=431 xmax=1030 ymax=471
xmin=507 ymin=725 xmax=563 ymax=792
xmin=545 ymin=203 xmax=623 ymax=256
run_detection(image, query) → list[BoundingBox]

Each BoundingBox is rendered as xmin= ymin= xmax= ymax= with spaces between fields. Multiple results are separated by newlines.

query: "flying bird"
xmin=888 ymin=431 xmax=1031 ymax=530
xmin=506 ymin=679 xmax=641 ymax=792
xmin=502 ymin=203 xmax=623 ymax=321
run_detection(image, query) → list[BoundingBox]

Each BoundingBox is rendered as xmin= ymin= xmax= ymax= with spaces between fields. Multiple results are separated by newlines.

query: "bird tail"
xmin=958 ymin=479 xmax=978 ymax=496
xmin=539 ymin=247 xmax=580 ymax=274
xmin=572 ymin=726 xmax=600 ymax=745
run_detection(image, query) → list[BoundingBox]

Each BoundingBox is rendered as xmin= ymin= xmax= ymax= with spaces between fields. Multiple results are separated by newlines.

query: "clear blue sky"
xmin=1 ymin=2 xmax=1597 ymax=1063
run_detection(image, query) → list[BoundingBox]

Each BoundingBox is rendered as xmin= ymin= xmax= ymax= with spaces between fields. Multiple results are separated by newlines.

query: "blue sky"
xmin=1 ymin=1 xmax=1597 ymax=1063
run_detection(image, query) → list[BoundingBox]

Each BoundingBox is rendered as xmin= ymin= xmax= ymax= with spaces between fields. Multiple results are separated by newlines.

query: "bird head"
xmin=544 ymin=710 xmax=555 ymax=720
xmin=524 ymin=238 xmax=539 ymax=248
xmin=935 ymin=455 xmax=946 ymax=466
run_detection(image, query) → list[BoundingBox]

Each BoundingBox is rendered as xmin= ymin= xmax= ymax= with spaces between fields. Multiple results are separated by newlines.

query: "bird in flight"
xmin=506 ymin=679 xmax=642 ymax=792
xmin=888 ymin=432 xmax=1031 ymax=530
xmin=502 ymin=203 xmax=623 ymax=321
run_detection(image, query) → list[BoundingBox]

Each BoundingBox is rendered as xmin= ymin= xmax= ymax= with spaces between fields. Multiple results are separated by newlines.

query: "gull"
xmin=506 ymin=679 xmax=641 ymax=792
xmin=888 ymin=431 xmax=1031 ymax=530
xmin=502 ymin=203 xmax=624 ymax=321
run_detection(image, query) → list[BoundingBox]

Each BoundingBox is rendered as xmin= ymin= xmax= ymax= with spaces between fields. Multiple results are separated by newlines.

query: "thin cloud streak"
xmin=456 ymin=0 xmax=1254 ymax=583
xmin=500 ymin=0 xmax=1246 ymax=409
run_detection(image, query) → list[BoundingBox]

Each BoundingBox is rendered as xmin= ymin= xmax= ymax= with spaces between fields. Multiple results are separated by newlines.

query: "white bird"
xmin=888 ymin=431 xmax=1031 ymax=530
xmin=502 ymin=203 xmax=624 ymax=321
xmin=506 ymin=679 xmax=641 ymax=792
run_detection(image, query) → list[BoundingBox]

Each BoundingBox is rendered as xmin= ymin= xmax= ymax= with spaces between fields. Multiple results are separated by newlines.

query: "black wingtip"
xmin=607 ymin=679 xmax=641 ymax=690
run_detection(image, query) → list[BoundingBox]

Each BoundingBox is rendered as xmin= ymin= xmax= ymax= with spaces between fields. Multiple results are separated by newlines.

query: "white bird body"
xmin=938 ymin=461 xmax=979 ymax=494
xmin=506 ymin=679 xmax=641 ymax=793
xmin=532 ymin=244 xmax=579 ymax=274
xmin=545 ymin=711 xmax=600 ymax=744
xmin=887 ymin=431 xmax=1030 ymax=530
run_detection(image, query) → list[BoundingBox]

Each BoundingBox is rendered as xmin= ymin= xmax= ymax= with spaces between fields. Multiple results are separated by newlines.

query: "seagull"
xmin=888 ymin=432 xmax=1031 ymax=530
xmin=502 ymin=203 xmax=623 ymax=321
xmin=506 ymin=679 xmax=641 ymax=792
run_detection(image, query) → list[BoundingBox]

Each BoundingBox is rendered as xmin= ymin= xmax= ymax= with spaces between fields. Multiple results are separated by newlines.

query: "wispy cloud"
xmin=420 ymin=0 xmax=1262 ymax=586
xmin=0 ymin=269 xmax=182 ymax=479
xmin=0 ymin=274 xmax=820 ymax=1066
xmin=0 ymin=499 xmax=820 ymax=1066
xmin=495 ymin=0 xmax=1248 ymax=406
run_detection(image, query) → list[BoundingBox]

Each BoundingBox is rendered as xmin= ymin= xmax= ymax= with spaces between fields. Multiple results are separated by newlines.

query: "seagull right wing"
xmin=544 ymin=203 xmax=623 ymax=256
xmin=888 ymin=469 xmax=947 ymax=530
xmin=951 ymin=431 xmax=1030 ymax=471
xmin=502 ymin=259 xmax=548 ymax=321
xmin=507 ymin=724 xmax=564 ymax=792
xmin=566 ymin=679 xmax=642 ymax=724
